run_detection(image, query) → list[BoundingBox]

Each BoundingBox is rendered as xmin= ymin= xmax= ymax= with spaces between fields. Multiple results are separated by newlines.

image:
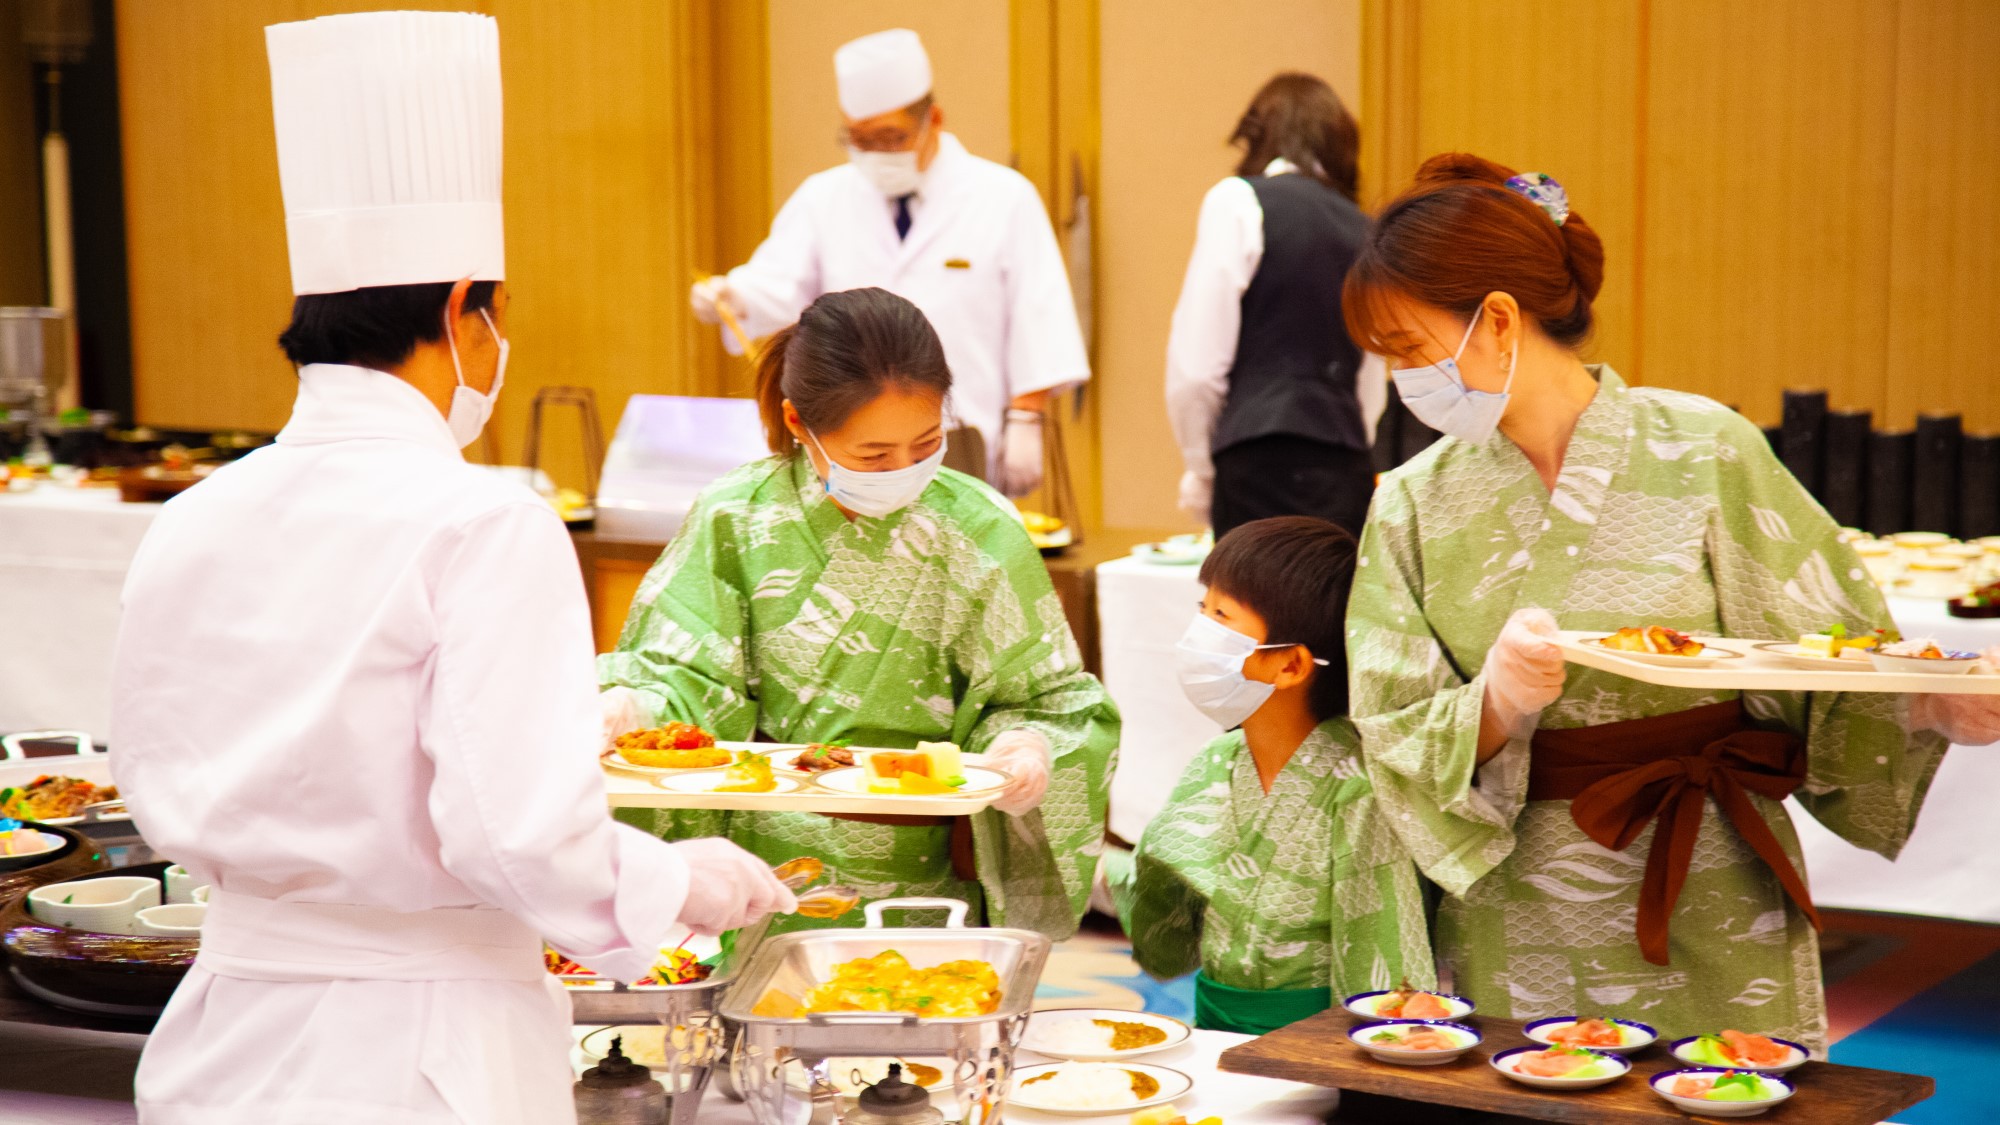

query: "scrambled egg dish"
xmin=799 ymin=950 xmax=1002 ymax=1018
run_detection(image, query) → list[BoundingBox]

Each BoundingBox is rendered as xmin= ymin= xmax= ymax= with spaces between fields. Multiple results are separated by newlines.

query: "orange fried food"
xmin=1598 ymin=625 xmax=1705 ymax=657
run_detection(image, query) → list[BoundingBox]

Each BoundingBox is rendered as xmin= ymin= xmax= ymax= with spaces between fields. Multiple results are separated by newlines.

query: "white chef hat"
xmin=834 ymin=29 xmax=932 ymax=120
xmin=265 ymin=11 xmax=504 ymax=296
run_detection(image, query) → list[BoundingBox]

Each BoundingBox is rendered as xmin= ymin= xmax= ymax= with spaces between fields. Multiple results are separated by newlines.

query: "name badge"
xmin=944 ymin=258 xmax=972 ymax=270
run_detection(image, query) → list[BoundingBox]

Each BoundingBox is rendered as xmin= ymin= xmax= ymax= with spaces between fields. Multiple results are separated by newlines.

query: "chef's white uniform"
xmin=724 ymin=133 xmax=1090 ymax=479
xmin=111 ymin=364 xmax=692 ymax=1124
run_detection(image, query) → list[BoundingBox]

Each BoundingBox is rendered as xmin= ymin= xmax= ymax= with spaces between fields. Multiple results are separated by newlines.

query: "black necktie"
xmin=894 ymin=194 xmax=914 ymax=241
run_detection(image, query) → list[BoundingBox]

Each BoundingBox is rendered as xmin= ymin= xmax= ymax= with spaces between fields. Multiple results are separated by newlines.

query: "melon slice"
xmin=863 ymin=742 xmax=965 ymax=793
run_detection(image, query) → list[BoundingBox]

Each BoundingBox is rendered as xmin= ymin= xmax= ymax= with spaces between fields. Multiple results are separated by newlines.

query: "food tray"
xmin=603 ymin=742 xmax=1011 ymax=816
xmin=1554 ymin=632 xmax=2000 ymax=695
xmin=559 ymin=931 xmax=740 ymax=1026
xmin=1218 ymin=1009 xmax=1932 ymax=1124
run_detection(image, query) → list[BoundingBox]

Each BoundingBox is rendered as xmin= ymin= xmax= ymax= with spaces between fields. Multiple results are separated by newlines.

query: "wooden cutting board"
xmin=1217 ymin=1010 xmax=1933 ymax=1124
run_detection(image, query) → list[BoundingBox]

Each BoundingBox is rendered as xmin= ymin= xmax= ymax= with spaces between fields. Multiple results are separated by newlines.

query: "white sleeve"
xmin=1003 ymin=181 xmax=1091 ymax=398
xmin=724 ymin=182 xmax=825 ymax=351
xmin=425 ymin=500 xmax=692 ymax=982
xmin=1164 ymin=177 xmax=1262 ymax=488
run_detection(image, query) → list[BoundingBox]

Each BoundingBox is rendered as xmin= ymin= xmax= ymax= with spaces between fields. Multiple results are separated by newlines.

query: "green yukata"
xmin=1109 ymin=719 xmax=1434 ymax=1035
xmin=599 ymin=454 xmax=1119 ymax=939
xmin=1347 ymin=368 xmax=1947 ymax=1052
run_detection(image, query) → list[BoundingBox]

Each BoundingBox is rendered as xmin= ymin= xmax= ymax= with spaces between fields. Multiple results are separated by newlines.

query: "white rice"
xmin=1037 ymin=1018 xmax=1117 ymax=1053
xmin=1022 ymin=1063 xmax=1142 ymax=1109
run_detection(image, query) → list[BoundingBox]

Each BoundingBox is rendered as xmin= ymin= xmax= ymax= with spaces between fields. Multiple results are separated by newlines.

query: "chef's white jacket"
xmin=725 ymin=133 xmax=1090 ymax=479
xmin=1164 ymin=159 xmax=1387 ymax=520
xmin=110 ymin=364 xmax=693 ymax=1124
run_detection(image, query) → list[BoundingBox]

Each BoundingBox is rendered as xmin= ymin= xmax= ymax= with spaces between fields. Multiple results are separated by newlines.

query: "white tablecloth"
xmin=1096 ymin=555 xmax=2000 ymax=922
xmin=0 ymin=487 xmax=161 ymax=739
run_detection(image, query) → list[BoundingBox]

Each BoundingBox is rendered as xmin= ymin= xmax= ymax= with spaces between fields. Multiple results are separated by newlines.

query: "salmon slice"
xmin=1720 ymin=1029 xmax=1789 ymax=1066
xmin=1515 ymin=1049 xmax=1594 ymax=1077
xmin=1396 ymin=1029 xmax=1459 ymax=1051
xmin=1673 ymin=1076 xmax=1717 ymax=1097
xmin=1549 ymin=1018 xmax=1623 ymax=1048
xmin=1401 ymin=993 xmax=1452 ymax=1020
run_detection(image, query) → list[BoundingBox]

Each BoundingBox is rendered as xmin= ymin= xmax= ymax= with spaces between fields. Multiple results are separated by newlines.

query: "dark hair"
xmin=1198 ymin=516 xmax=1357 ymax=721
xmin=1231 ymin=72 xmax=1360 ymax=202
xmin=754 ymin=288 xmax=952 ymax=455
xmin=1343 ymin=153 xmax=1605 ymax=352
xmin=278 ymin=281 xmax=498 ymax=370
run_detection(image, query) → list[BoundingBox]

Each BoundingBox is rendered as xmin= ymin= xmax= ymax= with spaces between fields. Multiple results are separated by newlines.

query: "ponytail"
xmin=755 ymin=323 xmax=801 ymax=455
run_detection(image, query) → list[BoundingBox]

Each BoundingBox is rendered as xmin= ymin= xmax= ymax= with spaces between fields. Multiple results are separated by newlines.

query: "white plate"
xmin=602 ymin=747 xmax=736 ymax=776
xmin=1489 ymin=1046 xmax=1631 ymax=1090
xmin=762 ymin=746 xmax=864 ymax=775
xmin=1649 ymin=1069 xmax=1796 ymax=1117
xmin=1341 ymin=989 xmax=1476 ymax=1021
xmin=1345 ymin=1020 xmax=1482 ymax=1066
xmin=1520 ymin=1016 xmax=1658 ymax=1056
xmin=652 ymin=769 xmax=804 ymax=796
xmin=1578 ymin=633 xmax=1742 ymax=667
xmin=1871 ymin=650 xmax=1982 ymax=675
xmin=1669 ymin=1035 xmax=1810 ymax=1075
xmin=1751 ymin=641 xmax=1878 ymax=670
xmin=1021 ymin=1009 xmax=1194 ymax=1061
xmin=1008 ymin=1062 xmax=1193 ymax=1116
xmin=810 ymin=764 xmax=1010 ymax=798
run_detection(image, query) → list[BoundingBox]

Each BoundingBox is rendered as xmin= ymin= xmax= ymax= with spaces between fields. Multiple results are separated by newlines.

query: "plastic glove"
xmin=1910 ymin=646 xmax=2000 ymax=745
xmin=688 ymin=276 xmax=737 ymax=327
xmin=1177 ymin=469 xmax=1212 ymax=526
xmin=669 ymin=837 xmax=798 ymax=935
xmin=599 ymin=687 xmax=652 ymax=751
xmin=994 ymin=411 xmax=1045 ymax=498
xmin=1481 ymin=608 xmax=1567 ymax=739
xmin=966 ymin=729 xmax=1052 ymax=816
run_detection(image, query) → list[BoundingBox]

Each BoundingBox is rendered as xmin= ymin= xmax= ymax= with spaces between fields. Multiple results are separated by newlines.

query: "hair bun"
xmin=1412 ymin=151 xmax=1518 ymax=188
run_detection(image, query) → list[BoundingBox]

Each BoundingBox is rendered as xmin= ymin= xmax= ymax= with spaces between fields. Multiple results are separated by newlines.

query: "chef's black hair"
xmin=1198 ymin=516 xmax=1357 ymax=722
xmin=755 ymin=287 xmax=952 ymax=456
xmin=277 ymin=281 xmax=498 ymax=371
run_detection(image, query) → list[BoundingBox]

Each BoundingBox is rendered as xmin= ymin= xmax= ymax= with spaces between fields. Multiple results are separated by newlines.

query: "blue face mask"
xmin=1390 ymin=308 xmax=1517 ymax=444
xmin=806 ymin=430 xmax=947 ymax=519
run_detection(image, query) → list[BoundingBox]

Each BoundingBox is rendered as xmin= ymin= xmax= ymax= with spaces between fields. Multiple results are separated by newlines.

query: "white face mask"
xmin=1390 ymin=307 xmax=1517 ymax=445
xmin=806 ymin=430 xmax=947 ymax=519
xmin=445 ymin=307 xmax=508 ymax=449
xmin=1174 ymin=612 xmax=1327 ymax=730
xmin=845 ymin=117 xmax=930 ymax=197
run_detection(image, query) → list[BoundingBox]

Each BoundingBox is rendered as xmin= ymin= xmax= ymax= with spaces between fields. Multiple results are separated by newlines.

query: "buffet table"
xmin=1096 ymin=554 xmax=2000 ymax=923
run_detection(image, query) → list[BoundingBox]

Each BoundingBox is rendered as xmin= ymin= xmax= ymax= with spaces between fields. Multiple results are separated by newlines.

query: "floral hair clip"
xmin=1504 ymin=172 xmax=1569 ymax=227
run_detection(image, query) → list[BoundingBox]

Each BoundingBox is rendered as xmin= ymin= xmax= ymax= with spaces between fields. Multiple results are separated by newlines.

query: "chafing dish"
xmin=720 ymin=897 xmax=1050 ymax=1125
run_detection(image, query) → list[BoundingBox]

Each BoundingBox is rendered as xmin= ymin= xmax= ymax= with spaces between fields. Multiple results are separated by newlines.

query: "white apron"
xmin=136 ymin=891 xmax=576 ymax=1125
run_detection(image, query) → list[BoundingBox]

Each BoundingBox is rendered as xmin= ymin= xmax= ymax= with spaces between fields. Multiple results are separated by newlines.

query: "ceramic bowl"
xmin=134 ymin=903 xmax=207 ymax=937
xmin=1870 ymin=649 xmax=1981 ymax=675
xmin=1521 ymin=1016 xmax=1659 ymax=1056
xmin=1345 ymin=1020 xmax=1481 ymax=1066
xmin=1649 ymin=1068 xmax=1796 ymax=1117
xmin=28 ymin=875 xmax=159 ymax=935
xmin=0 ymin=829 xmax=66 ymax=871
xmin=1489 ymin=1045 xmax=1631 ymax=1090
xmin=164 ymin=864 xmax=202 ymax=905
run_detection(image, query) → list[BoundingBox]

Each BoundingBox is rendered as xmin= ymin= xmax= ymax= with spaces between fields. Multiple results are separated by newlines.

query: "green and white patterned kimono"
xmin=1110 ymin=719 xmax=1433 ymax=1034
xmin=1347 ymin=367 xmax=1947 ymax=1051
xmin=599 ymin=454 xmax=1119 ymax=939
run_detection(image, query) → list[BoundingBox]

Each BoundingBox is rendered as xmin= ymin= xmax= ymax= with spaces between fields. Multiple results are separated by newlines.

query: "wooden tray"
xmin=602 ymin=742 xmax=1007 ymax=817
xmin=1555 ymin=631 xmax=2000 ymax=695
xmin=1218 ymin=1010 xmax=1932 ymax=1125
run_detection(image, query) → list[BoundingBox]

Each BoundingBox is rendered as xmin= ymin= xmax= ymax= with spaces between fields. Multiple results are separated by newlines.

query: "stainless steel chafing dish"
xmin=561 ymin=938 xmax=740 ymax=1125
xmin=720 ymin=897 xmax=1050 ymax=1125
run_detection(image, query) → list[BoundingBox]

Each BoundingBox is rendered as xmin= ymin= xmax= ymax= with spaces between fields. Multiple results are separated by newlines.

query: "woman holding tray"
xmin=1342 ymin=153 xmax=2000 ymax=1050
xmin=598 ymin=287 xmax=1119 ymax=939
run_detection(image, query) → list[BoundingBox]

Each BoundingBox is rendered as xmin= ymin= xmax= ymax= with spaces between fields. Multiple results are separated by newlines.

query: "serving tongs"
xmin=770 ymin=856 xmax=861 ymax=921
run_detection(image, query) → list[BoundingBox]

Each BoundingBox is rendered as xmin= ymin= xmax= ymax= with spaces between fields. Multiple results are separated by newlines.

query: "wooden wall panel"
xmin=0 ymin=1 xmax=47 ymax=307
xmin=1641 ymin=0 xmax=1897 ymax=424
xmin=1884 ymin=0 xmax=2000 ymax=433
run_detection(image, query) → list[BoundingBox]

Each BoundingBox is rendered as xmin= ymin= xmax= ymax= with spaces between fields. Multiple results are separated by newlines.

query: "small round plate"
xmin=1649 ymin=1068 xmax=1796 ymax=1117
xmin=1342 ymin=988 xmax=1476 ymax=1021
xmin=761 ymin=745 xmax=866 ymax=775
xmin=651 ymin=769 xmax=803 ymax=796
xmin=809 ymin=764 xmax=1010 ymax=798
xmin=1669 ymin=1035 xmax=1810 ymax=1075
xmin=602 ymin=748 xmax=735 ymax=776
xmin=1751 ymin=641 xmax=1877 ymax=670
xmin=1008 ymin=1062 xmax=1193 ymax=1115
xmin=1521 ymin=1016 xmax=1658 ymax=1056
xmin=1584 ymin=635 xmax=1743 ymax=667
xmin=1870 ymin=650 xmax=1982 ymax=675
xmin=1021 ymin=1008 xmax=1194 ymax=1061
xmin=1490 ymin=1046 xmax=1631 ymax=1090
xmin=1346 ymin=1020 xmax=1481 ymax=1066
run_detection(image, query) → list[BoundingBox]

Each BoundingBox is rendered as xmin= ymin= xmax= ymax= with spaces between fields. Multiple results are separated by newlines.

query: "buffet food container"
xmin=1 ymin=861 xmax=194 ymax=1019
xmin=720 ymin=897 xmax=1050 ymax=1125
xmin=560 ymin=939 xmax=743 ymax=1125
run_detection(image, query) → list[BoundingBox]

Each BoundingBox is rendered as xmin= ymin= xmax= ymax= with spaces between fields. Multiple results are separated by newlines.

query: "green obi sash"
xmin=1192 ymin=970 xmax=1331 ymax=1036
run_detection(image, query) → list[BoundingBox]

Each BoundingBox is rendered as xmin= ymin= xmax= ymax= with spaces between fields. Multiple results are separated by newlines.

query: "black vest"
xmin=1211 ymin=174 xmax=1370 ymax=454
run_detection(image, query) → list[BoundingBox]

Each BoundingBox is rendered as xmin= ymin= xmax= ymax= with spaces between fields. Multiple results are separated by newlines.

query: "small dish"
xmin=1649 ymin=1068 xmax=1795 ymax=1117
xmin=1584 ymin=636 xmax=1742 ymax=668
xmin=761 ymin=745 xmax=861 ymax=775
xmin=0 ymin=829 xmax=63 ymax=868
xmin=1342 ymin=988 xmax=1475 ymax=1021
xmin=1022 ymin=1008 xmax=1193 ymax=1060
xmin=1750 ymin=642 xmax=1876 ymax=671
xmin=1870 ymin=648 xmax=1982 ymax=675
xmin=134 ymin=903 xmax=207 ymax=937
xmin=652 ymin=770 xmax=803 ymax=796
xmin=1009 ymin=1062 xmax=1193 ymax=1116
xmin=164 ymin=864 xmax=203 ymax=905
xmin=27 ymin=875 xmax=161 ymax=935
xmin=809 ymin=764 xmax=1009 ymax=798
xmin=1345 ymin=1020 xmax=1481 ymax=1066
xmin=1521 ymin=1016 xmax=1658 ymax=1056
xmin=1670 ymin=1034 xmax=1809 ymax=1075
xmin=1489 ymin=1045 xmax=1630 ymax=1090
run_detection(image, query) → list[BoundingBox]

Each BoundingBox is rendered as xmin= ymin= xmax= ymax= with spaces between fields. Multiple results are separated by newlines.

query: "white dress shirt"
xmin=1163 ymin=159 xmax=1387 ymax=521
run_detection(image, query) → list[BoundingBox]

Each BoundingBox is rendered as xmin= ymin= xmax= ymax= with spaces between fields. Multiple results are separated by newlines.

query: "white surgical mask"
xmin=807 ymin=430 xmax=946 ymax=519
xmin=845 ymin=117 xmax=930 ymax=197
xmin=445 ymin=307 xmax=508 ymax=449
xmin=1174 ymin=612 xmax=1328 ymax=730
xmin=1390 ymin=307 xmax=1517 ymax=445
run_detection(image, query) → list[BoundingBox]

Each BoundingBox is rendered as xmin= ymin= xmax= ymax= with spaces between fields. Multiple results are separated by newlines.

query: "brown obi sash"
xmin=1527 ymin=700 xmax=1819 ymax=966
